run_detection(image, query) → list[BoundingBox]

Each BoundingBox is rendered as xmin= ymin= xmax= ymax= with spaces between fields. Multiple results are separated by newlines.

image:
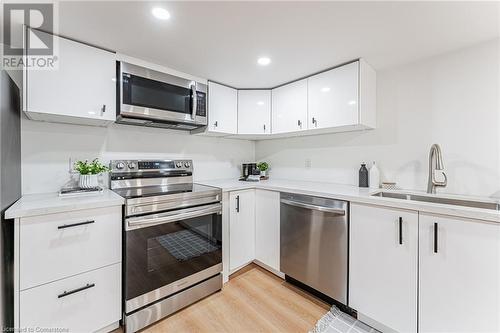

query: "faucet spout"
xmin=427 ymin=144 xmax=447 ymax=194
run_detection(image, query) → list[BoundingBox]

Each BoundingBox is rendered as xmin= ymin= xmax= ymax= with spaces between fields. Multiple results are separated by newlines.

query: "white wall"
xmin=21 ymin=120 xmax=255 ymax=194
xmin=256 ymin=39 xmax=500 ymax=198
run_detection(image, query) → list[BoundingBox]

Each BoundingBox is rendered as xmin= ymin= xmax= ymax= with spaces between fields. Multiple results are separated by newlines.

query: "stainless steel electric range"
xmin=110 ymin=159 xmax=222 ymax=333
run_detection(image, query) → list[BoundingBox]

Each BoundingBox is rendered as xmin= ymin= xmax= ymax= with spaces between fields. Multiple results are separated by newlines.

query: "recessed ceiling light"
xmin=256 ymin=101 xmax=265 ymax=106
xmin=152 ymin=7 xmax=170 ymax=20
xmin=321 ymin=87 xmax=331 ymax=92
xmin=257 ymin=57 xmax=271 ymax=66
xmin=348 ymin=100 xmax=357 ymax=105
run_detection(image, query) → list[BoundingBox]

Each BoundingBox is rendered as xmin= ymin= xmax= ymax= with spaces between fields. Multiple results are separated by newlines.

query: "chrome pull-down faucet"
xmin=427 ymin=144 xmax=447 ymax=194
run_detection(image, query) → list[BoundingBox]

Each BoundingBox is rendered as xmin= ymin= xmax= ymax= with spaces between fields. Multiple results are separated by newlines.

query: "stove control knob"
xmin=176 ymin=162 xmax=183 ymax=168
xmin=184 ymin=161 xmax=191 ymax=168
xmin=116 ymin=162 xmax=125 ymax=170
xmin=128 ymin=162 xmax=136 ymax=169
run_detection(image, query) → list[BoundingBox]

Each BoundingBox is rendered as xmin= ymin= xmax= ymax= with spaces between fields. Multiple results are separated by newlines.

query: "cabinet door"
xmin=238 ymin=90 xmax=271 ymax=134
xmin=20 ymin=263 xmax=121 ymax=332
xmin=25 ymin=29 xmax=116 ymax=123
xmin=350 ymin=204 xmax=418 ymax=333
xmin=208 ymin=82 xmax=237 ymax=134
xmin=308 ymin=61 xmax=359 ymax=129
xmin=255 ymin=190 xmax=280 ymax=271
xmin=271 ymin=79 xmax=308 ymax=134
xmin=419 ymin=214 xmax=500 ymax=333
xmin=229 ymin=190 xmax=255 ymax=271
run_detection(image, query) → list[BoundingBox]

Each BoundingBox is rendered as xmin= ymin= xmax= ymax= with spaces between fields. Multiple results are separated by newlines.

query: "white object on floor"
xmin=369 ymin=161 xmax=380 ymax=189
xmin=310 ymin=306 xmax=379 ymax=333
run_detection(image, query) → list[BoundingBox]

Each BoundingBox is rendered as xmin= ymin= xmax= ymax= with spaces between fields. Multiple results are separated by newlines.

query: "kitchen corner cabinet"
xmin=207 ymin=81 xmax=238 ymax=135
xmin=237 ymin=90 xmax=271 ymax=135
xmin=23 ymin=28 xmax=116 ymax=126
xmin=229 ymin=190 xmax=255 ymax=272
xmin=255 ymin=190 xmax=280 ymax=271
xmin=350 ymin=203 xmax=418 ymax=333
xmin=307 ymin=59 xmax=376 ymax=131
xmin=271 ymin=79 xmax=308 ymax=134
xmin=419 ymin=213 xmax=500 ymax=333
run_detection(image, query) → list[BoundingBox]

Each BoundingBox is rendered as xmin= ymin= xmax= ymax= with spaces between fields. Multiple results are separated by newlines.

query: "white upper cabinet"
xmin=207 ymin=81 xmax=238 ymax=135
xmin=24 ymin=29 xmax=116 ymax=126
xmin=307 ymin=60 xmax=376 ymax=130
xmin=419 ymin=214 xmax=500 ymax=333
xmin=271 ymin=79 xmax=308 ymax=134
xmin=308 ymin=62 xmax=358 ymax=129
xmin=237 ymin=90 xmax=271 ymax=135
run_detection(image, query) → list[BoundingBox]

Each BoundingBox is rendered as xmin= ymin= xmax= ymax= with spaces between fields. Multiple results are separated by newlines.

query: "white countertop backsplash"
xmin=199 ymin=178 xmax=500 ymax=223
xmin=5 ymin=190 xmax=125 ymax=219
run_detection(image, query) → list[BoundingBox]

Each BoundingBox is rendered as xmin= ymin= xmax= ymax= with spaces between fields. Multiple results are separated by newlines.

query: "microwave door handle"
xmin=191 ymin=84 xmax=197 ymax=120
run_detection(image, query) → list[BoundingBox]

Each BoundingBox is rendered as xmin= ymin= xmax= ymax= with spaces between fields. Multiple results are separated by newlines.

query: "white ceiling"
xmin=55 ymin=1 xmax=500 ymax=87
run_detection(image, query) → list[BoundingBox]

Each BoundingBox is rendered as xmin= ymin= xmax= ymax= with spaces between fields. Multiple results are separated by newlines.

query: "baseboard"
xmin=96 ymin=321 xmax=120 ymax=333
xmin=252 ymin=260 xmax=285 ymax=279
xmin=357 ymin=313 xmax=398 ymax=333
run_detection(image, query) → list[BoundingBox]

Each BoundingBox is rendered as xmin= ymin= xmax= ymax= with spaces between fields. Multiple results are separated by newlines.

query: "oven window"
xmin=122 ymin=74 xmax=192 ymax=114
xmin=126 ymin=212 xmax=222 ymax=302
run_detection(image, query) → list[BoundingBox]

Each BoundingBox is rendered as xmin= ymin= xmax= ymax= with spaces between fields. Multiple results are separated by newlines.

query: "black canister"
xmin=359 ymin=163 xmax=369 ymax=187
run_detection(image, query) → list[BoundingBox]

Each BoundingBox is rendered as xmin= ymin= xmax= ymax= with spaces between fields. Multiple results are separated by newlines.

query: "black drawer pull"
xmin=58 ymin=283 xmax=95 ymax=298
xmin=398 ymin=217 xmax=403 ymax=245
xmin=434 ymin=222 xmax=438 ymax=253
xmin=58 ymin=220 xmax=95 ymax=229
xmin=236 ymin=195 xmax=240 ymax=213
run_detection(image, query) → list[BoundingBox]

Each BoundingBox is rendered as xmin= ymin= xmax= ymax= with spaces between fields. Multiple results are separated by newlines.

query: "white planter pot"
xmin=260 ymin=170 xmax=268 ymax=177
xmin=79 ymin=174 xmax=99 ymax=189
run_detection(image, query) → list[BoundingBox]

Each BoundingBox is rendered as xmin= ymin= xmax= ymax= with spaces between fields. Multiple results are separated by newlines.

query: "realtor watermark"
xmin=2 ymin=2 xmax=59 ymax=70
xmin=1 ymin=327 xmax=69 ymax=333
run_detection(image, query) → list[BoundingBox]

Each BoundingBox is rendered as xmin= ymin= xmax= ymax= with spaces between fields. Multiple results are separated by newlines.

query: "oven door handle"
xmin=126 ymin=203 xmax=221 ymax=230
xmin=191 ymin=84 xmax=197 ymax=120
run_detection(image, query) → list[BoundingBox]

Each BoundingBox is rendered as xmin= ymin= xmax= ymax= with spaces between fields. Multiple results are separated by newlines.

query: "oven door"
xmin=119 ymin=62 xmax=207 ymax=125
xmin=125 ymin=203 xmax=222 ymax=313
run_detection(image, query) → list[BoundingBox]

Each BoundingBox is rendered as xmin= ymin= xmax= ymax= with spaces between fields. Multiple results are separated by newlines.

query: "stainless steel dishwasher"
xmin=280 ymin=192 xmax=348 ymax=304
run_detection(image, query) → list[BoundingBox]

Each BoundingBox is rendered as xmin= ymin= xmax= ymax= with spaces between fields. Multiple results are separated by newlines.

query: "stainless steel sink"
xmin=372 ymin=191 xmax=500 ymax=211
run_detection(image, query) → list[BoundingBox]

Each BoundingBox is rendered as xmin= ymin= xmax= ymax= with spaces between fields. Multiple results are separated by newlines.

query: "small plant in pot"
xmin=74 ymin=159 xmax=109 ymax=189
xmin=257 ymin=162 xmax=269 ymax=177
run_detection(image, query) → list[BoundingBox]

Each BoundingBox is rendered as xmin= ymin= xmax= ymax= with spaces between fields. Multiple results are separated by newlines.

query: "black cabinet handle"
xmin=58 ymin=283 xmax=95 ymax=298
xmin=236 ymin=195 xmax=240 ymax=213
xmin=399 ymin=217 xmax=403 ymax=245
xmin=434 ymin=222 xmax=438 ymax=253
xmin=58 ymin=220 xmax=95 ymax=229
xmin=101 ymin=104 xmax=106 ymax=114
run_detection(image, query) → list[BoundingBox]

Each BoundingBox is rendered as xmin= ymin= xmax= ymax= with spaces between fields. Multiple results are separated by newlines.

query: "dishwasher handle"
xmin=280 ymin=198 xmax=346 ymax=216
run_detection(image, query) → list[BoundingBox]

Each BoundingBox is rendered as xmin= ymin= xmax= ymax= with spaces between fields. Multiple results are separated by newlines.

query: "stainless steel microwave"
xmin=116 ymin=62 xmax=207 ymax=130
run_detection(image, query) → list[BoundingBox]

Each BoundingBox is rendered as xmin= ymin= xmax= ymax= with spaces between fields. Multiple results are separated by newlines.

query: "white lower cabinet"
xmin=350 ymin=203 xmax=418 ymax=333
xmin=20 ymin=263 xmax=121 ymax=333
xmin=19 ymin=206 xmax=121 ymax=290
xmin=14 ymin=204 xmax=122 ymax=332
xmin=419 ymin=213 xmax=500 ymax=333
xmin=229 ymin=190 xmax=256 ymax=271
xmin=255 ymin=190 xmax=280 ymax=271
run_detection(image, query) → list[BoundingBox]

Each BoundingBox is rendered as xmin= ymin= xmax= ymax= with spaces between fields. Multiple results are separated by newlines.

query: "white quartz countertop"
xmin=198 ymin=178 xmax=500 ymax=223
xmin=5 ymin=189 xmax=125 ymax=219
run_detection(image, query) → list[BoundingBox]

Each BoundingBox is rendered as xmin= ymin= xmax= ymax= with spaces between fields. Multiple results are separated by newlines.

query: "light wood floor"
xmin=133 ymin=264 xmax=330 ymax=333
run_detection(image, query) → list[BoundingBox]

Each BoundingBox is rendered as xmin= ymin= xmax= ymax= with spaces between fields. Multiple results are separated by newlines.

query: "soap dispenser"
xmin=359 ymin=163 xmax=369 ymax=188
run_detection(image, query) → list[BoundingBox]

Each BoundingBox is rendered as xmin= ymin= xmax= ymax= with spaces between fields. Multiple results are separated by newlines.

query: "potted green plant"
xmin=74 ymin=158 xmax=110 ymax=189
xmin=257 ymin=162 xmax=269 ymax=177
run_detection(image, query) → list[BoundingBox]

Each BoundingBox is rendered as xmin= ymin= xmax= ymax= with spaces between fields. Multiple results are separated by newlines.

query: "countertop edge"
xmin=198 ymin=180 xmax=500 ymax=224
xmin=4 ymin=191 xmax=125 ymax=220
